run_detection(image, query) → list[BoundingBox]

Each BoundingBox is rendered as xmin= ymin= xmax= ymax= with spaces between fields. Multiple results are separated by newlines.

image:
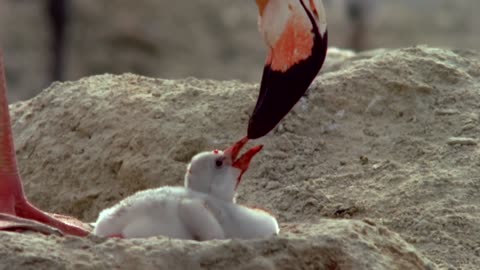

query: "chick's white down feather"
xmin=93 ymin=150 xmax=279 ymax=240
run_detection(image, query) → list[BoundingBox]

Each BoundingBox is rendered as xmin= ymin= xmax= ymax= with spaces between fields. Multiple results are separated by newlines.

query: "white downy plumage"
xmin=93 ymin=137 xmax=279 ymax=240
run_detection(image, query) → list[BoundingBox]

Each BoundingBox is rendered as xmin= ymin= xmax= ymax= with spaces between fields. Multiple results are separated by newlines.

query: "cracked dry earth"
xmin=1 ymin=46 xmax=480 ymax=269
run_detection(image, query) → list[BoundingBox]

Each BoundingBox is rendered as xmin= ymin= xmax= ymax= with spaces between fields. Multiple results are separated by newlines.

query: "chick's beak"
xmin=223 ymin=136 xmax=249 ymax=162
xmin=224 ymin=136 xmax=263 ymax=173
xmin=232 ymin=145 xmax=263 ymax=173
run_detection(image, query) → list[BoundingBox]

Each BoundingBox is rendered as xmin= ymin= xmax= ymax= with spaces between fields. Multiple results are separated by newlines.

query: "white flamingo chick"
xmin=93 ymin=137 xmax=279 ymax=240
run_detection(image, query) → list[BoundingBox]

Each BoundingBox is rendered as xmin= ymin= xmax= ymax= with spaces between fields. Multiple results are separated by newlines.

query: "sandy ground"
xmin=1 ymin=0 xmax=480 ymax=102
xmin=0 ymin=45 xmax=478 ymax=269
xmin=0 ymin=220 xmax=434 ymax=270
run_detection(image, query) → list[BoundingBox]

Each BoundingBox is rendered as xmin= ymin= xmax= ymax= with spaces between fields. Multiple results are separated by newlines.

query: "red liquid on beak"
xmin=223 ymin=136 xmax=249 ymax=161
xmin=224 ymin=137 xmax=263 ymax=189
xmin=232 ymin=145 xmax=263 ymax=173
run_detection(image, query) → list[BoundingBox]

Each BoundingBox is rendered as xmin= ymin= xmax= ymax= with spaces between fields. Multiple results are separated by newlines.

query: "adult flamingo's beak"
xmin=248 ymin=0 xmax=328 ymax=139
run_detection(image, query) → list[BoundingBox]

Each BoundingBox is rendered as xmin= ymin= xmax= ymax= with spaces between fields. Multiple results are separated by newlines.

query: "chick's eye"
xmin=215 ymin=159 xmax=223 ymax=168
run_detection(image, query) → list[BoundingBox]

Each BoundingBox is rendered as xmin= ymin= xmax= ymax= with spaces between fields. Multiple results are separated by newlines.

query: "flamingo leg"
xmin=0 ymin=51 xmax=89 ymax=236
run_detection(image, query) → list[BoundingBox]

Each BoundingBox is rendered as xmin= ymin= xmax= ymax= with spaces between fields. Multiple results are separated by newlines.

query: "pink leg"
xmin=0 ymin=51 xmax=89 ymax=236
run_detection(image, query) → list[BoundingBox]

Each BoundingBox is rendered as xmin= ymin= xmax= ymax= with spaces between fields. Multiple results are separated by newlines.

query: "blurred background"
xmin=0 ymin=0 xmax=479 ymax=103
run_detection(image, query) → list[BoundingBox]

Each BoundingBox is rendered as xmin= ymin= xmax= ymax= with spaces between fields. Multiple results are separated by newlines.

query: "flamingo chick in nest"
xmin=93 ymin=137 xmax=279 ymax=240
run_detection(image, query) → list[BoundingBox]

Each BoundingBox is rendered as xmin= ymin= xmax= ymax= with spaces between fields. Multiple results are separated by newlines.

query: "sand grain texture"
xmin=2 ymin=46 xmax=480 ymax=269
xmin=0 ymin=220 xmax=434 ymax=270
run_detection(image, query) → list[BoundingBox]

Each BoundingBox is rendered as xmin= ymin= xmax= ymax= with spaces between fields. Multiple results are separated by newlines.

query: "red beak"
xmin=223 ymin=136 xmax=249 ymax=162
xmin=223 ymin=137 xmax=263 ymax=187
